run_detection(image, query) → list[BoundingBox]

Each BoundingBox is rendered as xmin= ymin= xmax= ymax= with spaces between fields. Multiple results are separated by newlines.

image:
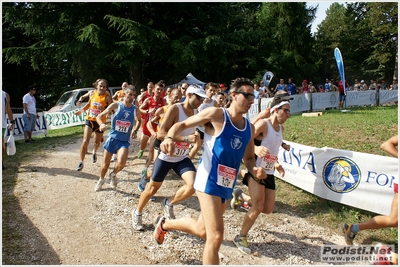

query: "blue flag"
xmin=334 ymin=48 xmax=346 ymax=95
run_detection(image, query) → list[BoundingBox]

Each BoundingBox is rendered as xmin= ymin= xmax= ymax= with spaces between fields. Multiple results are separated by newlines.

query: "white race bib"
xmin=115 ymin=120 xmax=131 ymax=133
xmin=217 ymin=164 xmax=237 ymax=188
xmin=173 ymin=142 xmax=190 ymax=157
xmin=260 ymin=154 xmax=277 ymax=170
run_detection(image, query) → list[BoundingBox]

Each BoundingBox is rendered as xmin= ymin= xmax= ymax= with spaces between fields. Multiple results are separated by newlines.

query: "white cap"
xmin=361 ymin=80 xmax=365 ymax=83
xmin=186 ymin=85 xmax=209 ymax=99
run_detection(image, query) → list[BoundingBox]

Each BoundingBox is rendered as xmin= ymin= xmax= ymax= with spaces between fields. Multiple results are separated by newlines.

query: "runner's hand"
xmin=255 ymin=146 xmax=269 ymax=158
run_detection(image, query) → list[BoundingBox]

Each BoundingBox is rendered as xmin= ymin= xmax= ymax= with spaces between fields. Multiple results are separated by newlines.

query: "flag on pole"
xmin=334 ymin=48 xmax=346 ymax=95
xmin=262 ymin=71 xmax=274 ymax=87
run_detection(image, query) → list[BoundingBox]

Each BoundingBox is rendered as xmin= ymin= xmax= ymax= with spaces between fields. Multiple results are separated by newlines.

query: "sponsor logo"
xmin=323 ymin=157 xmax=361 ymax=193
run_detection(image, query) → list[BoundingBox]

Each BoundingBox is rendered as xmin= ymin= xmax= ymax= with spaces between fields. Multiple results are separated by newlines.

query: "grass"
xmin=2 ymin=106 xmax=398 ymax=263
xmin=273 ymin=105 xmax=398 ymax=250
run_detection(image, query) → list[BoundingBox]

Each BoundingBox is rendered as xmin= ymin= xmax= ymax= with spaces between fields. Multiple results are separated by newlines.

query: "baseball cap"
xmin=274 ymin=91 xmax=293 ymax=101
xmin=219 ymin=83 xmax=226 ymax=88
xmin=361 ymin=80 xmax=365 ymax=83
xmin=186 ymin=85 xmax=209 ymax=99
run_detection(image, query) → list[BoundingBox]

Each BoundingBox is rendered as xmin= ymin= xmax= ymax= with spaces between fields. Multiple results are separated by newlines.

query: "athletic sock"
xmin=134 ymin=209 xmax=142 ymax=216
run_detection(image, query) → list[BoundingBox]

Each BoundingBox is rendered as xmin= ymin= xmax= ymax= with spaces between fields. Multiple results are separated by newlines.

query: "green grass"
xmin=2 ymin=107 xmax=398 ymax=263
xmin=274 ymin=105 xmax=398 ymax=249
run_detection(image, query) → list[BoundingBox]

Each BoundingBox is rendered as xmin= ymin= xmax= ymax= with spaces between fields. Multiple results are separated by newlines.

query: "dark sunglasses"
xmin=280 ymin=108 xmax=291 ymax=115
xmin=237 ymin=91 xmax=255 ymax=101
xmin=194 ymin=94 xmax=204 ymax=102
xmin=182 ymin=87 xmax=188 ymax=90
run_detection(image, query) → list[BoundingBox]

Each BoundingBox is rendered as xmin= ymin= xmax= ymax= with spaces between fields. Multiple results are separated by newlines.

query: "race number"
xmin=115 ymin=120 xmax=131 ymax=133
xmin=217 ymin=164 xmax=237 ymax=188
xmin=174 ymin=142 xmax=190 ymax=157
xmin=260 ymin=154 xmax=277 ymax=170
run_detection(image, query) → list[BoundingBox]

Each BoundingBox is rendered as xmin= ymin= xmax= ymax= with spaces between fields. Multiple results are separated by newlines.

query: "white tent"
xmin=169 ymin=73 xmax=206 ymax=88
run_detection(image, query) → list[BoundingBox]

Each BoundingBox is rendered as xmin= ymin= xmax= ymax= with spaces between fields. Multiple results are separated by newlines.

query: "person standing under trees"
xmin=94 ymin=85 xmax=141 ymax=191
xmin=2 ymin=90 xmax=15 ymax=170
xmin=231 ymin=101 xmax=290 ymax=254
xmin=152 ymin=78 xmax=267 ymax=265
xmin=287 ymin=78 xmax=297 ymax=95
xmin=74 ymin=79 xmax=113 ymax=171
xmin=22 ymin=86 xmax=39 ymax=143
xmin=342 ymin=135 xmax=398 ymax=248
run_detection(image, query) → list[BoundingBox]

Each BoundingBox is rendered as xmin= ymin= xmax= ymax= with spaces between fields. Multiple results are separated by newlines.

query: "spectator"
xmin=309 ymin=81 xmax=317 ymax=93
xmin=324 ymin=78 xmax=332 ymax=92
xmin=393 ymin=78 xmax=398 ymax=90
xmin=287 ymin=77 xmax=297 ymax=95
xmin=2 ymin=90 xmax=15 ymax=169
xmin=22 ymin=85 xmax=39 ymax=143
xmin=274 ymin=78 xmax=288 ymax=93
xmin=301 ymin=80 xmax=309 ymax=93
xmin=360 ymin=80 xmax=368 ymax=90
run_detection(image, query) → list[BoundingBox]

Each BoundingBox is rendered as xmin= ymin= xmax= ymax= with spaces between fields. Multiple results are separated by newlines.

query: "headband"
xmin=271 ymin=101 xmax=290 ymax=113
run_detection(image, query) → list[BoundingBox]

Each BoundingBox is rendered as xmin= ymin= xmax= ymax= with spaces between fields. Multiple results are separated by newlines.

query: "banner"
xmin=276 ymin=141 xmax=397 ymax=215
xmin=44 ymin=109 xmax=87 ymax=130
xmin=334 ymin=47 xmax=346 ymax=95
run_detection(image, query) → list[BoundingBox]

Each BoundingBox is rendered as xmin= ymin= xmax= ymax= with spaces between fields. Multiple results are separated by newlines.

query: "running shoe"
xmin=77 ymin=161 xmax=84 ymax=171
xmin=138 ymin=171 xmax=148 ymax=192
xmin=132 ymin=209 xmax=144 ymax=231
xmin=111 ymin=154 xmax=117 ymax=162
xmin=109 ymin=172 xmax=117 ymax=189
xmin=161 ymin=198 xmax=175 ymax=220
xmin=95 ymin=178 xmax=105 ymax=191
xmin=92 ymin=153 xmax=97 ymax=163
xmin=153 ymin=215 xmax=167 ymax=245
xmin=241 ymin=202 xmax=251 ymax=211
xmin=233 ymin=235 xmax=252 ymax=254
xmin=341 ymin=223 xmax=356 ymax=245
xmin=137 ymin=150 xmax=144 ymax=159
xmin=230 ymin=188 xmax=244 ymax=210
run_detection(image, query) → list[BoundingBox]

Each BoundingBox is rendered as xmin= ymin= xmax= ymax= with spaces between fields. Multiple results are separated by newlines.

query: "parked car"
xmin=48 ymin=87 xmax=119 ymax=112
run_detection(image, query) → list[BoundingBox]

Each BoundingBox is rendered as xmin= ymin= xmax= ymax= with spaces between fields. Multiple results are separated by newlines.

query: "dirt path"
xmin=11 ymin=135 xmax=365 ymax=265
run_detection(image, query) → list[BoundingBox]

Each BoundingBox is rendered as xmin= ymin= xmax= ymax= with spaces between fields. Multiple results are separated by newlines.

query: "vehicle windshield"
xmin=55 ymin=91 xmax=76 ymax=106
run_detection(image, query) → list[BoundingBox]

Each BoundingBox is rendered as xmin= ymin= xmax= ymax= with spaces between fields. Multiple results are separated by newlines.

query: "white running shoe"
xmin=111 ymin=154 xmax=117 ymax=162
xmin=161 ymin=198 xmax=175 ymax=220
xmin=95 ymin=178 xmax=105 ymax=191
xmin=109 ymin=172 xmax=117 ymax=189
xmin=132 ymin=209 xmax=144 ymax=231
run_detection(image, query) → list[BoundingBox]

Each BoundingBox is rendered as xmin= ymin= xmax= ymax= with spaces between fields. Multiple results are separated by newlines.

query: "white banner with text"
xmin=276 ymin=141 xmax=398 ymax=215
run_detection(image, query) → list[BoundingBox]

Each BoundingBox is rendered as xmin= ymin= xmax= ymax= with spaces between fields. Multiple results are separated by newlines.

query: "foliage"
xmin=2 ymin=2 xmax=398 ymax=110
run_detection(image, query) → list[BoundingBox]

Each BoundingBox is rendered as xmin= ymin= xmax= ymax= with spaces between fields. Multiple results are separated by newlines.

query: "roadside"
xmin=6 ymin=135 xmax=368 ymax=265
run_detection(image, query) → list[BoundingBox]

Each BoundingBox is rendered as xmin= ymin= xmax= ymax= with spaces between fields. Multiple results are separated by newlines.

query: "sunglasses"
xmin=280 ymin=108 xmax=291 ymax=115
xmin=182 ymin=87 xmax=188 ymax=90
xmin=237 ymin=91 xmax=255 ymax=101
xmin=194 ymin=94 xmax=204 ymax=102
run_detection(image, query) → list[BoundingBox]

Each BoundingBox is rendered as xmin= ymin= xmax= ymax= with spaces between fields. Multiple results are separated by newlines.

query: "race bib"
xmin=260 ymin=154 xmax=277 ymax=170
xmin=173 ymin=142 xmax=190 ymax=157
xmin=89 ymin=108 xmax=101 ymax=118
xmin=216 ymin=164 xmax=237 ymax=188
xmin=115 ymin=120 xmax=131 ymax=133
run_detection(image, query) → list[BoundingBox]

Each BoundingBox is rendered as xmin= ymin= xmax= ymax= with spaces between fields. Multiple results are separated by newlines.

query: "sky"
xmin=308 ymin=2 xmax=335 ymax=33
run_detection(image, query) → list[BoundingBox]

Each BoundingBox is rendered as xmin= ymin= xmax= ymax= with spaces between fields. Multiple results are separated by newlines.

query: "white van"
xmin=49 ymin=87 xmax=120 ymax=112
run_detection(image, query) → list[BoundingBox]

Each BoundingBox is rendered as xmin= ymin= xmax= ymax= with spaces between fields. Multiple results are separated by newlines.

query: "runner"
xmin=75 ymin=79 xmax=113 ymax=171
xmin=132 ymin=85 xmax=207 ymax=231
xmin=231 ymin=101 xmax=290 ymax=254
xmin=138 ymin=88 xmax=182 ymax=192
xmin=136 ymin=81 xmax=164 ymax=159
xmin=152 ymin=77 xmax=267 ymax=265
xmin=94 ymin=85 xmax=141 ymax=191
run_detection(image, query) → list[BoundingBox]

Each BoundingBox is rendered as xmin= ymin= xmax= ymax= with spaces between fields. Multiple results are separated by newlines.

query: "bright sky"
xmin=308 ymin=2 xmax=335 ymax=33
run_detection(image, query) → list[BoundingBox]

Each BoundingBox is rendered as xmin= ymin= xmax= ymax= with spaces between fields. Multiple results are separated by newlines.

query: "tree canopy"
xmin=2 ymin=2 xmax=398 ymax=109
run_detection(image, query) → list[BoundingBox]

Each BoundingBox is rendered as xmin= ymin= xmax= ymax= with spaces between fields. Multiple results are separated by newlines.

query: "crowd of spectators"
xmin=251 ymin=77 xmax=398 ymax=99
